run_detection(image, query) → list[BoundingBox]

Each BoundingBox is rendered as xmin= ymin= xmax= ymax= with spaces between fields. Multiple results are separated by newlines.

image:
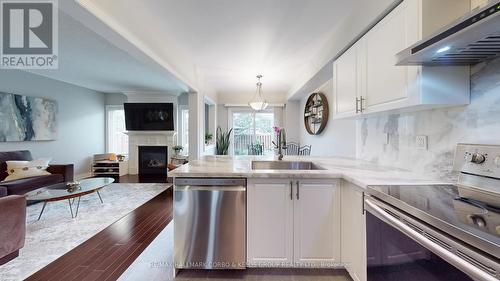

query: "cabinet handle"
xmin=290 ymin=181 xmax=293 ymax=200
xmin=360 ymin=97 xmax=365 ymax=113
xmin=355 ymin=97 xmax=360 ymax=113
xmin=296 ymin=181 xmax=300 ymax=200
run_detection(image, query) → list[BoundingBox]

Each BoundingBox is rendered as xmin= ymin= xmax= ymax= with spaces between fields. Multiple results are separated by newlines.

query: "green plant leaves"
xmin=216 ymin=127 xmax=233 ymax=155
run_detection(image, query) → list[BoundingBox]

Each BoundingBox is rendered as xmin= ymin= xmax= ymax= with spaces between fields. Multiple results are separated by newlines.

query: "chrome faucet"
xmin=272 ymin=128 xmax=286 ymax=160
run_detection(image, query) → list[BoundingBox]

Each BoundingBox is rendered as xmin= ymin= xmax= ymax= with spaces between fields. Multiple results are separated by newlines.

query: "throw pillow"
xmin=3 ymin=158 xmax=52 ymax=182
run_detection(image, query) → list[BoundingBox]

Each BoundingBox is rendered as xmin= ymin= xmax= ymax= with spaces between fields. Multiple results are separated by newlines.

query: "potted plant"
xmin=172 ymin=145 xmax=183 ymax=156
xmin=216 ymin=127 xmax=233 ymax=155
xmin=205 ymin=132 xmax=213 ymax=144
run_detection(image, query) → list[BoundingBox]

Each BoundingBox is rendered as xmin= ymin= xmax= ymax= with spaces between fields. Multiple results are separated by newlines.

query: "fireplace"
xmin=138 ymin=146 xmax=168 ymax=176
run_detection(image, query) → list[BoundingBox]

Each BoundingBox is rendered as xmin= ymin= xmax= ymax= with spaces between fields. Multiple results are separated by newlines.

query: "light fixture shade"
xmin=249 ymin=101 xmax=269 ymax=111
xmin=249 ymin=75 xmax=268 ymax=111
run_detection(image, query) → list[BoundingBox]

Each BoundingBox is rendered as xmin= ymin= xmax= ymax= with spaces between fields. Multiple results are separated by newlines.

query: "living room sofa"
xmin=0 ymin=150 xmax=74 ymax=196
xmin=0 ymin=195 xmax=26 ymax=265
xmin=0 ymin=150 xmax=73 ymax=264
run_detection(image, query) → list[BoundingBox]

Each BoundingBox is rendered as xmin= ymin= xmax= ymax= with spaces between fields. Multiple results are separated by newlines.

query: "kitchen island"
xmin=170 ymin=155 xmax=449 ymax=187
xmin=170 ymin=155 xmax=450 ymax=281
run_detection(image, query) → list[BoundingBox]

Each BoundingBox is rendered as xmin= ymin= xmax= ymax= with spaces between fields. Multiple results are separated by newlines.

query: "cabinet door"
xmin=341 ymin=181 xmax=367 ymax=281
xmin=333 ymin=45 xmax=358 ymax=116
xmin=363 ymin=0 xmax=419 ymax=108
xmin=247 ymin=179 xmax=294 ymax=267
xmin=293 ymin=180 xmax=340 ymax=267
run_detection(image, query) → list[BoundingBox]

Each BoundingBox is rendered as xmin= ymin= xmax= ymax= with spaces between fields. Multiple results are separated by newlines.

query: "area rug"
xmin=0 ymin=182 xmax=170 ymax=281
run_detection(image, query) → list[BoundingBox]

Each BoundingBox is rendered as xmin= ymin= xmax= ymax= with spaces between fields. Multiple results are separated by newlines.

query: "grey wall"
xmin=284 ymin=101 xmax=300 ymax=143
xmin=357 ymin=58 xmax=500 ymax=181
xmin=0 ymin=70 xmax=106 ymax=178
xmin=105 ymin=93 xmax=127 ymax=105
xmin=178 ymin=92 xmax=189 ymax=105
xmin=297 ymin=79 xmax=356 ymax=157
xmin=217 ymin=105 xmax=228 ymax=131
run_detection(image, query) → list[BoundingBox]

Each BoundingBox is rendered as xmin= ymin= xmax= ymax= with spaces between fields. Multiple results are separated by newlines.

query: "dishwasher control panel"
xmin=174 ymin=178 xmax=247 ymax=186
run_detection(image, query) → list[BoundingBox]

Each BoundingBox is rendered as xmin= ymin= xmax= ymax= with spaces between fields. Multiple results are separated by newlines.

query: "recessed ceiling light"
xmin=436 ymin=46 xmax=451 ymax=53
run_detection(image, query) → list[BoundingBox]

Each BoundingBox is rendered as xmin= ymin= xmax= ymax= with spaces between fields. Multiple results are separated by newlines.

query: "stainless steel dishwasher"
xmin=174 ymin=178 xmax=246 ymax=269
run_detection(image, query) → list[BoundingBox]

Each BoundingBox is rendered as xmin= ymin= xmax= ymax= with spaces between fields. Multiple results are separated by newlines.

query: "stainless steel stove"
xmin=365 ymin=144 xmax=500 ymax=281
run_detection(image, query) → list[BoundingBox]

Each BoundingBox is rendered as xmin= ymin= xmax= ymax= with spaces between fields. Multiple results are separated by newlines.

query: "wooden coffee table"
xmin=25 ymin=177 xmax=114 ymax=220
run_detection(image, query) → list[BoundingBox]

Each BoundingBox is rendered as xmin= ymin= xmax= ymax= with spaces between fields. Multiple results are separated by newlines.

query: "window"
xmin=106 ymin=106 xmax=128 ymax=154
xmin=231 ymin=110 xmax=274 ymax=155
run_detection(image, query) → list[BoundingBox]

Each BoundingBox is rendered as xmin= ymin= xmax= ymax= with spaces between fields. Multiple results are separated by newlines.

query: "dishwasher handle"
xmin=175 ymin=185 xmax=246 ymax=192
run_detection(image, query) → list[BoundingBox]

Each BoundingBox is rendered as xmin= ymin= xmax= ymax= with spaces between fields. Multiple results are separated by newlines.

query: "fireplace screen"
xmin=138 ymin=146 xmax=168 ymax=175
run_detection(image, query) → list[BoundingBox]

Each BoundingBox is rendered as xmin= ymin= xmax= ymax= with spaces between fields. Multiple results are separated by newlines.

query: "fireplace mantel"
xmin=127 ymin=131 xmax=177 ymax=174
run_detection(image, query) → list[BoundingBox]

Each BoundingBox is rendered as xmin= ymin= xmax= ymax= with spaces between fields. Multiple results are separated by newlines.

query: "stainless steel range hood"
xmin=397 ymin=1 xmax=500 ymax=66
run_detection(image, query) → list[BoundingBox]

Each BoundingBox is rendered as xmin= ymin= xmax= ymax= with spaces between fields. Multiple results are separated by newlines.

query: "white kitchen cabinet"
xmin=341 ymin=180 xmax=366 ymax=281
xmin=247 ymin=178 xmax=340 ymax=268
xmin=247 ymin=179 xmax=294 ymax=267
xmin=333 ymin=42 xmax=360 ymax=117
xmin=332 ymin=0 xmax=470 ymax=119
xmin=364 ymin=0 xmax=419 ymax=109
xmin=293 ymin=180 xmax=340 ymax=267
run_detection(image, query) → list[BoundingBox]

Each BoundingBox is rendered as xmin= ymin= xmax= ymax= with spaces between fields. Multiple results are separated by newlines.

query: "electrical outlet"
xmin=416 ymin=135 xmax=428 ymax=150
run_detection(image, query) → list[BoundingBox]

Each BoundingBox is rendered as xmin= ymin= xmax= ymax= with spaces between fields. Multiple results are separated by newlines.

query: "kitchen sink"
xmin=251 ymin=161 xmax=325 ymax=170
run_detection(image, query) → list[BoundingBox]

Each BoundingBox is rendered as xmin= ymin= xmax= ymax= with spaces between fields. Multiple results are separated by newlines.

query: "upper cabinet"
xmin=364 ymin=0 xmax=418 ymax=109
xmin=333 ymin=41 xmax=362 ymax=118
xmin=333 ymin=0 xmax=471 ymax=119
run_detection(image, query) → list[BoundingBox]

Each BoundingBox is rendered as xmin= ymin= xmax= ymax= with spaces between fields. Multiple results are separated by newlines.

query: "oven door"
xmin=364 ymin=196 xmax=499 ymax=281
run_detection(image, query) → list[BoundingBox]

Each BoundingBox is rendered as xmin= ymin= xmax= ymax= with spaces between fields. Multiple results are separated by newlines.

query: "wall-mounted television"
xmin=124 ymin=103 xmax=174 ymax=131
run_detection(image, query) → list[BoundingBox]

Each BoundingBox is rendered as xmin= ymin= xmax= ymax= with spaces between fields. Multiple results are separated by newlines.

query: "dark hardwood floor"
xmin=24 ymin=184 xmax=350 ymax=281
xmin=25 ymin=188 xmax=173 ymax=281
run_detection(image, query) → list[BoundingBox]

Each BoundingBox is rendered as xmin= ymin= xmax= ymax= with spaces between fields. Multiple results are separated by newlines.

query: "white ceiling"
xmin=28 ymin=4 xmax=191 ymax=94
xmin=80 ymin=0 xmax=360 ymax=97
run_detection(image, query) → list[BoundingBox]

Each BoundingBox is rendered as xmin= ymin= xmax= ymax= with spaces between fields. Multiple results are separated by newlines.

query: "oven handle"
xmin=365 ymin=198 xmax=498 ymax=281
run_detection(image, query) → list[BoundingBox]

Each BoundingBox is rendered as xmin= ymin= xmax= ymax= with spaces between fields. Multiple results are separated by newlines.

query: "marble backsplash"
xmin=356 ymin=58 xmax=500 ymax=181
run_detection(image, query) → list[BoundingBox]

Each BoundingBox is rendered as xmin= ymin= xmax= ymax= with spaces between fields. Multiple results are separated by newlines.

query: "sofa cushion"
xmin=3 ymin=158 xmax=52 ymax=182
xmin=1 ymin=174 xmax=64 ymax=196
xmin=0 ymin=151 xmax=33 ymax=181
xmin=0 ymin=195 xmax=26 ymax=262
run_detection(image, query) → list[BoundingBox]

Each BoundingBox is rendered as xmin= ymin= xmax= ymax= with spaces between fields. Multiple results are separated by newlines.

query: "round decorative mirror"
xmin=304 ymin=92 xmax=329 ymax=135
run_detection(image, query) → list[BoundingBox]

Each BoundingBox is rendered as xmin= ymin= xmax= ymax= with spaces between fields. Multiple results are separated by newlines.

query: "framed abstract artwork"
xmin=0 ymin=92 xmax=58 ymax=141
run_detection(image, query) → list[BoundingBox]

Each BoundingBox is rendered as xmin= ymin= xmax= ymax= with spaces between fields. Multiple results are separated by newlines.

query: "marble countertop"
xmin=170 ymin=155 xmax=452 ymax=188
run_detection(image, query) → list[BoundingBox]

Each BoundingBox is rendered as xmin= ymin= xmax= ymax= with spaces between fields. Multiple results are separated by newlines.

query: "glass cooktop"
xmin=367 ymin=184 xmax=500 ymax=258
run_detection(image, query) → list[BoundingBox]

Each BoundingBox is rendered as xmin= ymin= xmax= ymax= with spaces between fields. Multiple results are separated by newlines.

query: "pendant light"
xmin=249 ymin=75 xmax=268 ymax=111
